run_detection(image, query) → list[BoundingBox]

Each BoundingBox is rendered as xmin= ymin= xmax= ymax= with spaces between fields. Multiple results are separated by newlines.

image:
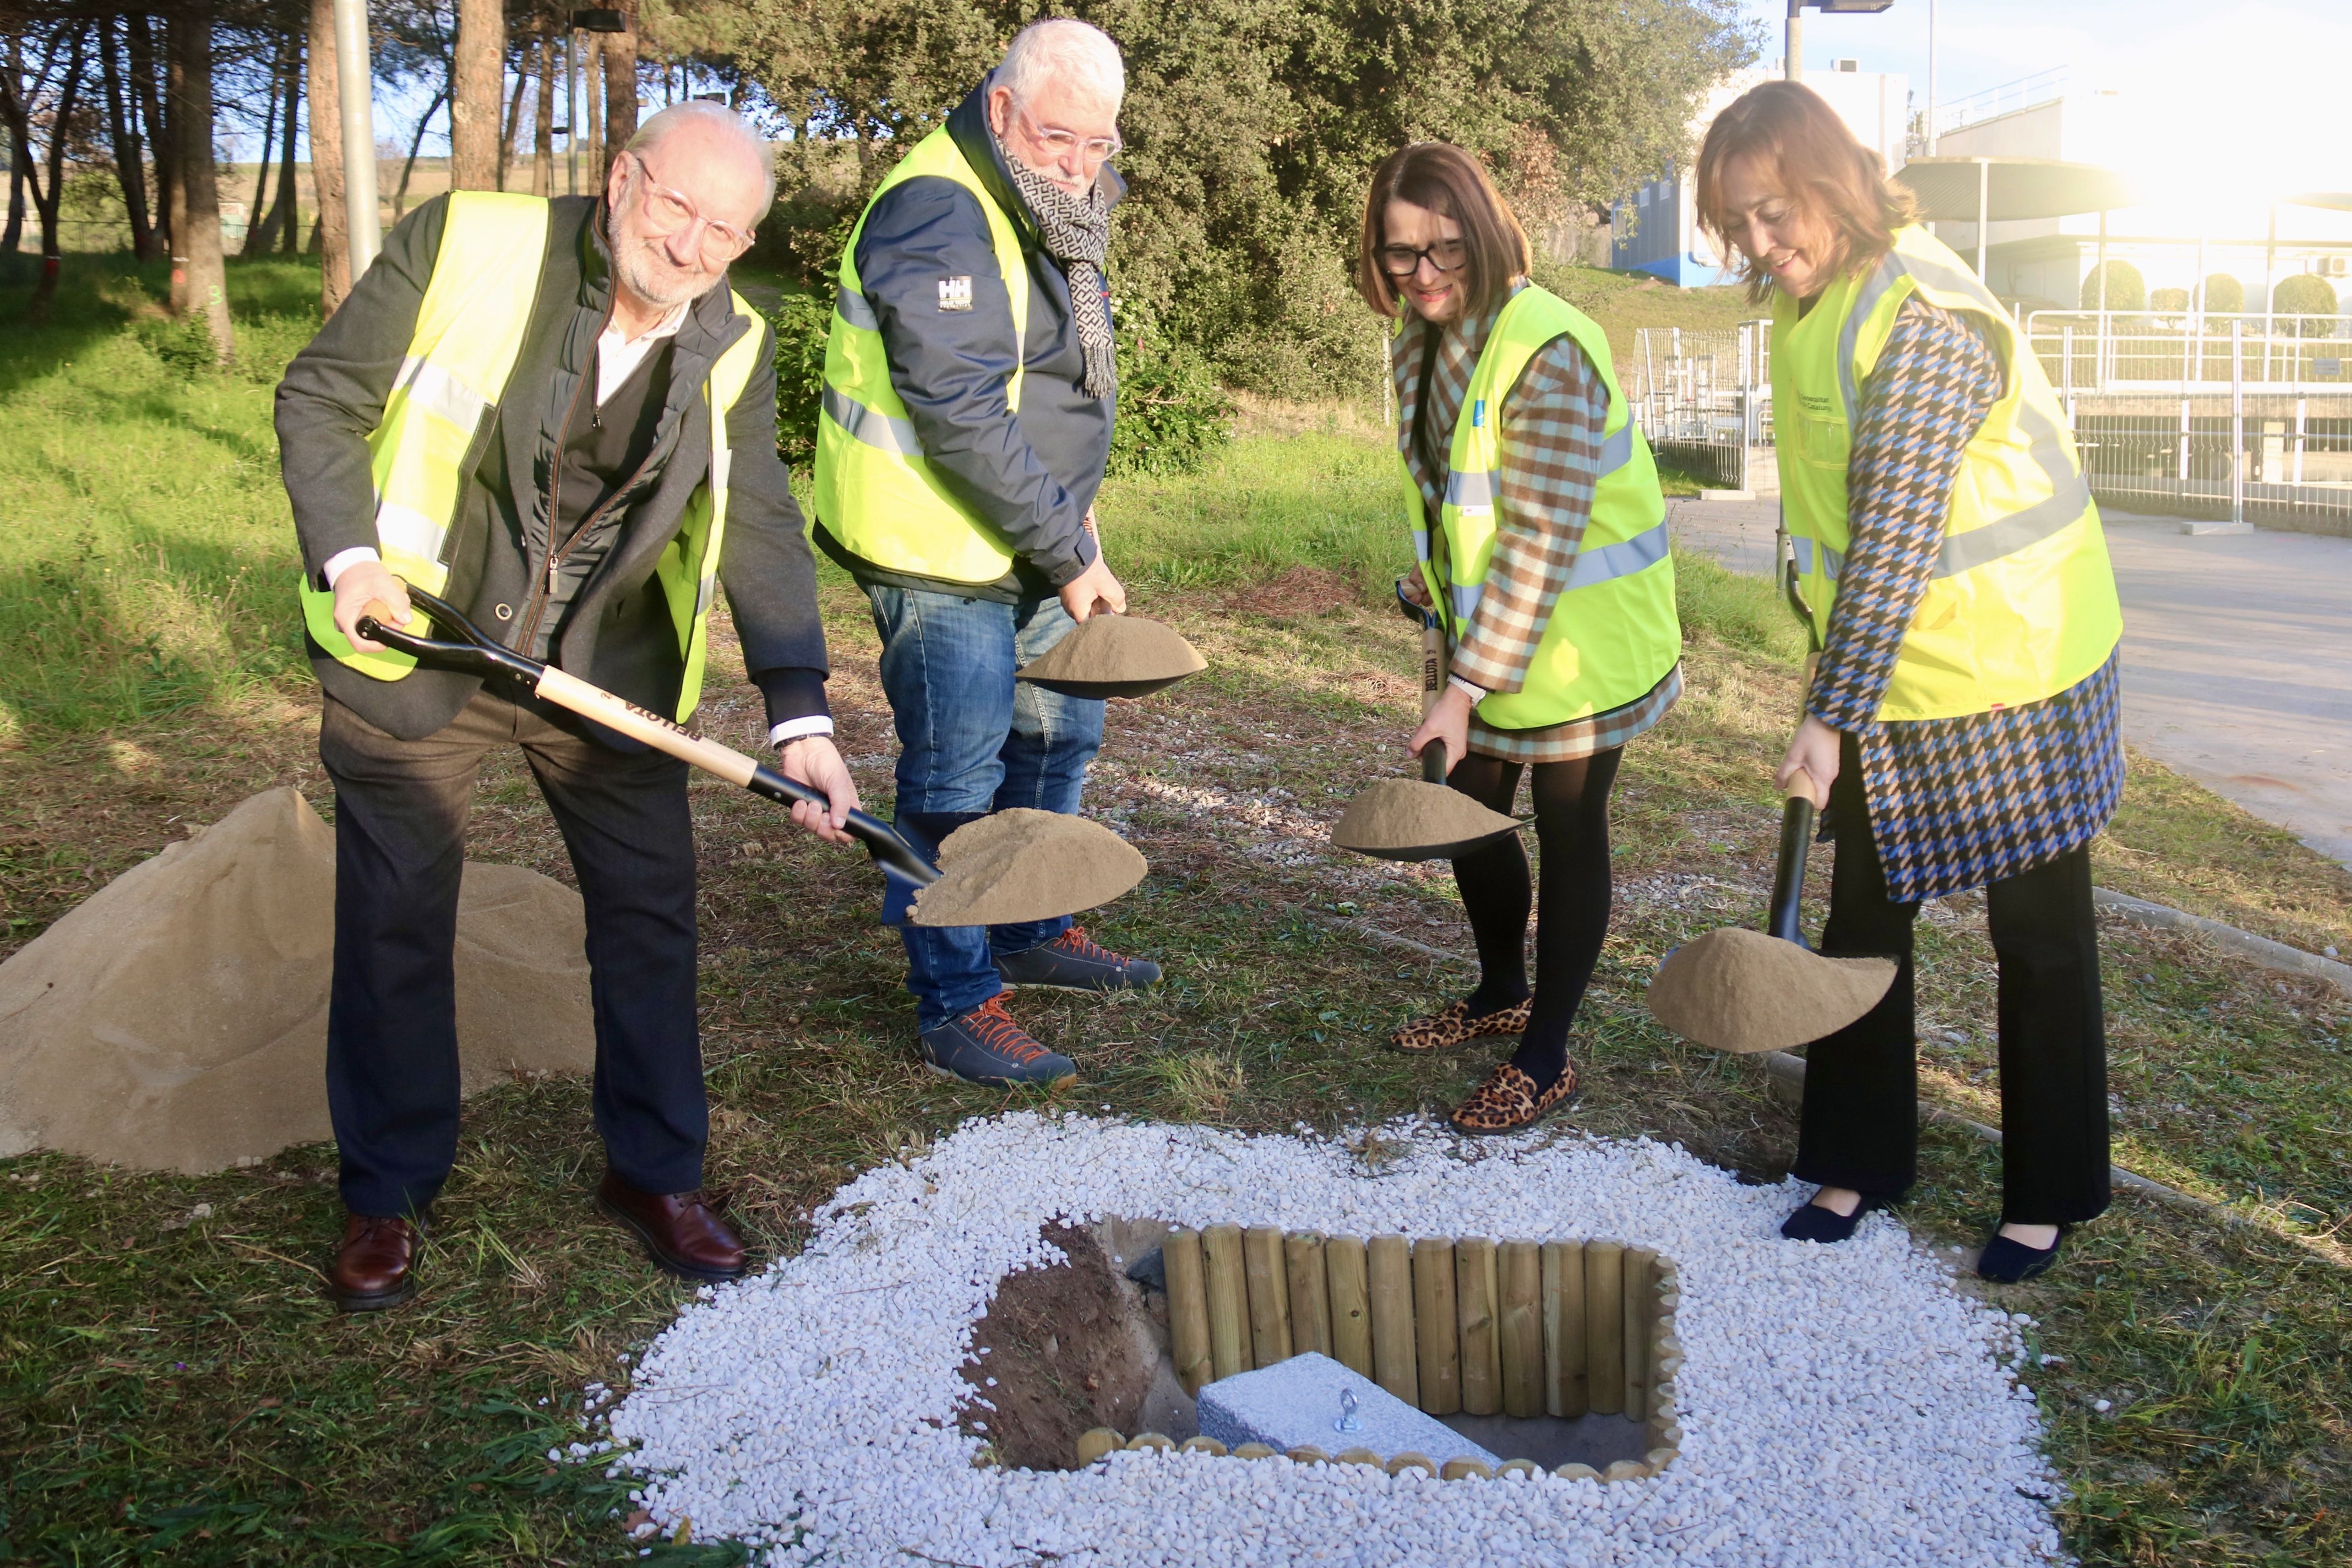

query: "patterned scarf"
xmin=997 ymin=135 xmax=1117 ymax=400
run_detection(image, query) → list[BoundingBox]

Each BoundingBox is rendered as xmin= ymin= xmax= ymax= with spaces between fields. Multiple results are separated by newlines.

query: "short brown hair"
xmin=1694 ymin=81 xmax=1917 ymax=303
xmin=1355 ymin=142 xmax=1532 ymax=320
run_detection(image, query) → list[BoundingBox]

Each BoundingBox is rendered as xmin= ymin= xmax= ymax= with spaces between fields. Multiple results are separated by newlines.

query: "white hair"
xmin=998 ymin=18 xmax=1125 ymax=108
xmin=624 ymin=101 xmax=777 ymax=220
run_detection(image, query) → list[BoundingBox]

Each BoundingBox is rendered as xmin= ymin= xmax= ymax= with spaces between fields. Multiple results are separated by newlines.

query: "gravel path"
xmin=592 ymin=1115 xmax=2061 ymax=1566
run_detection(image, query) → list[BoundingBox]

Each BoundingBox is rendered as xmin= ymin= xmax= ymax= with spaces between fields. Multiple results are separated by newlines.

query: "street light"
xmin=1785 ymin=0 xmax=1894 ymax=83
xmin=567 ymin=8 xmax=628 ymax=195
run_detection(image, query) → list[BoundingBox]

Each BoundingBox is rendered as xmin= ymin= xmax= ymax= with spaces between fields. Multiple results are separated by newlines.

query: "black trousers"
xmin=1793 ymin=733 xmax=2112 ymax=1226
xmin=320 ymin=689 xmax=703 ymax=1217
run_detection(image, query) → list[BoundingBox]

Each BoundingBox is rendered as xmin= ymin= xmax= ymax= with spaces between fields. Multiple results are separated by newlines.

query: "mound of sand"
xmin=0 ymin=787 xmax=594 ymax=1174
xmin=1645 ymin=927 xmax=1898 ymax=1054
xmin=910 ymin=808 xmax=1148 ymax=928
xmin=1015 ymin=614 xmax=1207 ymax=698
xmin=1331 ymin=779 xmax=1523 ymax=862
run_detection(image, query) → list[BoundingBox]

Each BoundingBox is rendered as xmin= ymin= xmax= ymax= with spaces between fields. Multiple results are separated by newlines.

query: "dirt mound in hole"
xmin=961 ymin=1223 xmax=1162 ymax=1470
xmin=1223 ymin=565 xmax=1360 ymax=619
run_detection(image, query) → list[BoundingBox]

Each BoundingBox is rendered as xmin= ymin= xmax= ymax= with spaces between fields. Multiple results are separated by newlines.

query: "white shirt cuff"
xmin=322 ymin=546 xmax=381 ymax=589
xmin=769 ymin=716 xmax=836 ymax=747
xmin=1447 ymin=674 xmax=1489 ymax=702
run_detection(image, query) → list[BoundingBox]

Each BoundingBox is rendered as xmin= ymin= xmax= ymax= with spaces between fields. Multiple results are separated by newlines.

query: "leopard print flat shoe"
xmin=1449 ymin=1060 xmax=1578 ymax=1134
xmin=1389 ymin=997 xmax=1533 ymax=1054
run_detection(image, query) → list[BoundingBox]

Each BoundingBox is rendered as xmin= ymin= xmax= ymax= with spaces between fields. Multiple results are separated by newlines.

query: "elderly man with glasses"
xmin=813 ymin=17 xmax=1162 ymax=1088
xmin=276 ymin=101 xmax=857 ymax=1311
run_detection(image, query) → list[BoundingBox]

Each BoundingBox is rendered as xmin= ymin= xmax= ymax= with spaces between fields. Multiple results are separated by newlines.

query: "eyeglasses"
xmin=1377 ymin=239 xmax=1468 ymax=278
xmin=1015 ymin=104 xmax=1122 ymax=166
xmin=624 ymin=153 xmax=757 ymax=266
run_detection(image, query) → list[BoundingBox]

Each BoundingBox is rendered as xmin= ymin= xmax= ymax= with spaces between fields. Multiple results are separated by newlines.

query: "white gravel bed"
xmin=597 ymin=1114 xmax=2062 ymax=1566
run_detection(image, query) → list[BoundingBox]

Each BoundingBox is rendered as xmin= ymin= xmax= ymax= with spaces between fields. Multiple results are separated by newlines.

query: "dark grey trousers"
xmin=319 ymin=689 xmax=703 ymax=1217
xmin=1792 ymin=732 xmax=2113 ymax=1226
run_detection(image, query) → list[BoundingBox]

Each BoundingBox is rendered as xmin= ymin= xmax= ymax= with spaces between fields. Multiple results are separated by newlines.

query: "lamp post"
xmin=1926 ymin=0 xmax=1937 ymax=153
xmin=567 ymin=9 xmax=627 ymax=193
xmin=1785 ymin=0 xmax=1893 ymax=83
xmin=331 ymin=0 xmax=382 ymax=278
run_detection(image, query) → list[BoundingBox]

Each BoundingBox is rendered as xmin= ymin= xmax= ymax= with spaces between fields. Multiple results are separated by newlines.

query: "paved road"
xmin=1665 ymin=497 xmax=2352 ymax=868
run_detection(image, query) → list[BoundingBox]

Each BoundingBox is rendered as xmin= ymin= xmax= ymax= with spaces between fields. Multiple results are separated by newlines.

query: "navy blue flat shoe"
xmin=1977 ymin=1224 xmax=2066 ymax=1283
xmin=1780 ymin=1191 xmax=1893 ymax=1244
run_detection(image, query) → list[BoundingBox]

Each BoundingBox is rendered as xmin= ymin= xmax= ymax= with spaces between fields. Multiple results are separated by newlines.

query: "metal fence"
xmin=2024 ymin=310 xmax=2352 ymax=530
xmin=1627 ymin=322 xmax=1774 ymax=492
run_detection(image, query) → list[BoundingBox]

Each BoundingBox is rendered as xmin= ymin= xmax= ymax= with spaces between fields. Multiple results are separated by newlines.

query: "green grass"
xmin=0 ymin=254 xmax=319 ymax=736
xmin=2 ymin=251 xmax=2349 ymax=1567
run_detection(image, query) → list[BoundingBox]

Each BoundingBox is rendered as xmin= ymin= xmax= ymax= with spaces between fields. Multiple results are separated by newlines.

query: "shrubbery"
xmin=2081 ymin=260 xmax=2144 ymax=311
xmin=2149 ymin=286 xmax=2190 ymax=313
xmin=2199 ymin=273 xmax=2245 ymax=314
xmin=2272 ymin=273 xmax=2339 ymax=335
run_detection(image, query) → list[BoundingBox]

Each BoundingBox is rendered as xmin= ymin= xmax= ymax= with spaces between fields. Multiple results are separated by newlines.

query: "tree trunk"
xmin=393 ymin=85 xmax=447 ymax=219
xmin=601 ymin=1 xmax=638 ymax=168
xmin=127 ymin=13 xmax=171 ymax=255
xmin=304 ymin=0 xmax=347 ymax=312
xmin=12 ymin=25 xmax=89 ymax=315
xmin=582 ymin=34 xmax=603 ymax=188
xmin=498 ymin=44 xmax=526 ymax=189
xmin=249 ymin=37 xmax=301 ymax=255
xmin=168 ymin=5 xmax=235 ymax=362
xmin=100 ymin=20 xmax=156 ymax=260
xmin=448 ymin=0 xmax=504 ymax=191
xmin=239 ymin=35 xmax=283 ymax=258
xmin=4 ymin=35 xmax=25 ymax=255
xmin=531 ymin=31 xmax=553 ymax=197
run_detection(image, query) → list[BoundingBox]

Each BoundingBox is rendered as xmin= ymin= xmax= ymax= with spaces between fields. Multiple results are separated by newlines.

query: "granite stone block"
xmin=1195 ymin=1352 xmax=1500 ymax=1468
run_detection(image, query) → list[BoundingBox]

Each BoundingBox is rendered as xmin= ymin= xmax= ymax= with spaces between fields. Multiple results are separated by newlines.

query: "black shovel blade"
xmin=1014 ymin=672 xmax=1196 ymax=700
xmin=1346 ymin=823 xmax=1526 ymax=864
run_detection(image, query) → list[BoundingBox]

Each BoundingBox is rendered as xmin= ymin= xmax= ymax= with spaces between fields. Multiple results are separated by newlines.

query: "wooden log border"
xmin=1084 ymin=1227 xmax=1685 ymax=1482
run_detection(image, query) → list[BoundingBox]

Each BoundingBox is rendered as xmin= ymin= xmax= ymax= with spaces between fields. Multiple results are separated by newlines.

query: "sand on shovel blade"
xmin=1645 ymin=927 xmax=1897 ymax=1054
xmin=910 ymin=808 xmax=1147 ymax=927
xmin=1331 ymin=778 xmax=1522 ymax=860
xmin=1014 ymin=614 xmax=1206 ymax=697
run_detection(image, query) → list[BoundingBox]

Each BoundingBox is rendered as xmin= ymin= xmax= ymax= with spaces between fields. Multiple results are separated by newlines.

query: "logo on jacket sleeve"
xmin=938 ymin=276 xmax=973 ymax=312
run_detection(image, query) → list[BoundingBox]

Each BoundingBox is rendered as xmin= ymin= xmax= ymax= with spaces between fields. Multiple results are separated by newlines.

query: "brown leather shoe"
xmin=328 ymin=1212 xmax=423 ymax=1312
xmin=596 ymin=1172 xmax=752 ymax=1284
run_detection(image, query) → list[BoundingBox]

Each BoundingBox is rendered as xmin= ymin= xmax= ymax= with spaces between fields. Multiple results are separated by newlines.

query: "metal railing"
xmin=1627 ymin=322 xmax=1774 ymax=492
xmin=2024 ymin=311 xmax=2352 ymax=529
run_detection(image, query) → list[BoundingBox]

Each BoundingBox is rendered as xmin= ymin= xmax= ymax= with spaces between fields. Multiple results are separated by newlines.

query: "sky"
xmin=1741 ymin=0 xmax=2352 ymax=235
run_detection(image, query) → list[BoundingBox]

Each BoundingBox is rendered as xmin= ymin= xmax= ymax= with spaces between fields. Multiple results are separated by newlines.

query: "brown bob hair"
xmin=1694 ymin=81 xmax=1918 ymax=303
xmin=1355 ymin=143 xmax=1532 ymax=320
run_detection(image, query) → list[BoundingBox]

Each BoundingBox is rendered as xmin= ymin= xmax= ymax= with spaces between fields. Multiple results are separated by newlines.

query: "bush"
xmin=2272 ymin=273 xmax=2340 ymax=335
xmin=760 ymin=288 xmax=834 ymax=469
xmin=2080 ymin=260 xmax=2144 ymax=311
xmin=763 ymin=290 xmax=1232 ymax=479
xmin=2149 ymin=286 xmax=2190 ymax=313
xmin=2199 ymin=273 xmax=2245 ymax=314
xmin=1108 ymin=322 xmax=1232 ymax=477
xmin=136 ymin=312 xmax=220 ymax=379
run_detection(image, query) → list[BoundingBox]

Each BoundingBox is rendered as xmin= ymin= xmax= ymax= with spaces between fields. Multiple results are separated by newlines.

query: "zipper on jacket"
xmin=514 ymin=300 xmax=616 ymax=653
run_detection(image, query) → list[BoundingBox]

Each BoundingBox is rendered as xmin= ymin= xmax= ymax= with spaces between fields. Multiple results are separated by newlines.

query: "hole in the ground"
xmin=962 ymin=1221 xmax=1683 ymax=1480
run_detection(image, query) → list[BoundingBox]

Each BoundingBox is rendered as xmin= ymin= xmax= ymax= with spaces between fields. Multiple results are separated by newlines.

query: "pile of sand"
xmin=910 ymin=808 xmax=1148 ymax=927
xmin=1645 ymin=927 xmax=1897 ymax=1054
xmin=1330 ymin=780 xmax=1523 ymax=862
xmin=0 ymin=787 xmax=594 ymax=1174
xmin=1015 ymin=614 xmax=1207 ymax=699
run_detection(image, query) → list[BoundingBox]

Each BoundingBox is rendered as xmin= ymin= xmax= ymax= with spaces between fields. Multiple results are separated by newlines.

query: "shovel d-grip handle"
xmin=1420 ymin=737 xmax=1450 ymax=785
xmin=1766 ymin=770 xmax=1826 ymax=946
xmin=355 ymin=588 xmax=936 ymax=888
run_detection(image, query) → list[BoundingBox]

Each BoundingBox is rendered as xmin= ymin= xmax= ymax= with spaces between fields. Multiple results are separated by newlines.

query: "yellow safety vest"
xmin=813 ymin=125 xmax=1032 ymax=584
xmin=1408 ymin=285 xmax=1681 ymax=728
xmin=1772 ymin=224 xmax=2122 ymax=720
xmin=295 ymin=190 xmax=765 ymax=722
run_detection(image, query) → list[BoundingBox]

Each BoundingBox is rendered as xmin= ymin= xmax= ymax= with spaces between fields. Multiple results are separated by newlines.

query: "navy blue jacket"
xmin=815 ymin=74 xmax=1123 ymax=602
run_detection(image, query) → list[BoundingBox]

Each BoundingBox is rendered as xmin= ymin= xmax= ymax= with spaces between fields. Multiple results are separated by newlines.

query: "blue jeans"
xmin=866 ymin=584 xmax=1106 ymax=1028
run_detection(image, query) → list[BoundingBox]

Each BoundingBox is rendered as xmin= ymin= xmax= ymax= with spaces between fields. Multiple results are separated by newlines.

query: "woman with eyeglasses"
xmin=1696 ymin=83 xmax=2124 ymax=1283
xmin=1356 ymin=143 xmax=1682 ymax=1133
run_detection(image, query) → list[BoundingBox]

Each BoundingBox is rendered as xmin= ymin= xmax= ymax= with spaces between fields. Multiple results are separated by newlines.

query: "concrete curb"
xmin=2092 ymin=889 xmax=2352 ymax=995
xmin=1313 ymin=910 xmax=2252 ymax=1235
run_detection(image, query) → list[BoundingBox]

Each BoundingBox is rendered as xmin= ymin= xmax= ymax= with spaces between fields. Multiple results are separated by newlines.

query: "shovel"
xmin=1328 ymin=590 xmax=1524 ymax=863
xmin=1642 ymin=532 xmax=1896 ymax=1054
xmin=1012 ymin=610 xmax=1207 ymax=700
xmin=356 ymin=586 xmax=940 ymax=891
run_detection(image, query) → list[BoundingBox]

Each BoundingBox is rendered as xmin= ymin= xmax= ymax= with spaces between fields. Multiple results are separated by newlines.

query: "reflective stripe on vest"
xmin=813 ymin=125 xmax=1034 ymax=584
xmin=296 ymin=191 xmax=766 ymax=721
xmin=1771 ymin=225 xmax=2122 ymax=721
xmin=1404 ymin=284 xmax=1682 ymax=729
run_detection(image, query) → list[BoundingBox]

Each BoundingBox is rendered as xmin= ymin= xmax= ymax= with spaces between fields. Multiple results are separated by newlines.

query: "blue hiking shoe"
xmin=918 ymin=995 xmax=1079 ymax=1089
xmin=993 ymin=926 xmax=1162 ymax=993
